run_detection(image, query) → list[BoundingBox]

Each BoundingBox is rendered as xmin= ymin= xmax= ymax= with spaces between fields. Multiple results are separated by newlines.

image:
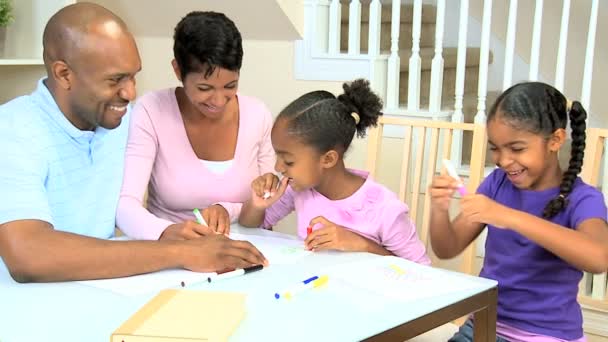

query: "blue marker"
xmin=275 ymin=275 xmax=329 ymax=299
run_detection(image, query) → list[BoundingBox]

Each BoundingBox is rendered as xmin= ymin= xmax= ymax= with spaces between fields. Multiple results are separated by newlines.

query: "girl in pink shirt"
xmin=116 ymin=12 xmax=275 ymax=241
xmin=239 ymin=79 xmax=430 ymax=263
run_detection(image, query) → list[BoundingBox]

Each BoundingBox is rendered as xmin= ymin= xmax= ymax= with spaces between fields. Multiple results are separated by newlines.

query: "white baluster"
xmin=528 ymin=0 xmax=543 ymax=81
xmin=581 ymin=0 xmax=598 ymax=111
xmin=429 ymin=0 xmax=446 ymax=113
xmin=451 ymin=0 xmax=469 ymax=167
xmin=502 ymin=0 xmax=518 ymax=90
xmin=554 ymin=0 xmax=570 ymax=92
xmin=348 ymin=0 xmax=361 ymax=55
xmin=328 ymin=0 xmax=341 ymax=55
xmin=368 ymin=0 xmax=382 ymax=56
xmin=475 ymin=0 xmax=492 ymax=124
xmin=386 ymin=0 xmax=401 ymax=110
xmin=407 ymin=0 xmax=422 ymax=111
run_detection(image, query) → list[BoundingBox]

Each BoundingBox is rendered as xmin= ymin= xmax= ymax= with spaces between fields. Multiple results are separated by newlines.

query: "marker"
xmin=207 ymin=264 xmax=264 ymax=283
xmin=274 ymin=275 xmax=329 ymax=300
xmin=192 ymin=208 xmax=208 ymax=226
xmin=442 ymin=159 xmax=467 ymax=196
xmin=306 ymin=226 xmax=313 ymax=236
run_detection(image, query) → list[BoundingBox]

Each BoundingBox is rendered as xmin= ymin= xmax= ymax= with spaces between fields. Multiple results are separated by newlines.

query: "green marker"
xmin=192 ymin=208 xmax=207 ymax=226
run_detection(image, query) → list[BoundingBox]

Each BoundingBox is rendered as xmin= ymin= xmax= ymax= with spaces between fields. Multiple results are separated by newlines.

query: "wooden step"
xmin=398 ymin=47 xmax=491 ymax=71
xmin=341 ymin=21 xmax=436 ymax=51
xmin=340 ymin=1 xmax=437 ymax=25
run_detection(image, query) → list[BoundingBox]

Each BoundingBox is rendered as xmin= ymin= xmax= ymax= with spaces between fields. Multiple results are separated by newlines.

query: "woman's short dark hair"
xmin=173 ymin=11 xmax=243 ymax=78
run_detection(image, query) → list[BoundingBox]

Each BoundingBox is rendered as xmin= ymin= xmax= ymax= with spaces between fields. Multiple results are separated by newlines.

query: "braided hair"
xmin=487 ymin=82 xmax=587 ymax=219
xmin=277 ymin=78 xmax=383 ymax=155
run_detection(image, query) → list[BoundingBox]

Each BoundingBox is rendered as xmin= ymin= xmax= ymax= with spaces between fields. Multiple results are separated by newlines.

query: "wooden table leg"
xmin=473 ymin=287 xmax=497 ymax=341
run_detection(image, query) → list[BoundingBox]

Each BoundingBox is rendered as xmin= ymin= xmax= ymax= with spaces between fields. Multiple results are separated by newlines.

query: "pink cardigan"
xmin=116 ymin=89 xmax=275 ymax=240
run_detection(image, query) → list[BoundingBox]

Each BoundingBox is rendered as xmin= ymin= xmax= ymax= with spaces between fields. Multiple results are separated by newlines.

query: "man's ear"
xmin=549 ymin=128 xmax=567 ymax=152
xmin=320 ymin=150 xmax=339 ymax=169
xmin=171 ymin=59 xmax=182 ymax=82
xmin=51 ymin=60 xmax=72 ymax=90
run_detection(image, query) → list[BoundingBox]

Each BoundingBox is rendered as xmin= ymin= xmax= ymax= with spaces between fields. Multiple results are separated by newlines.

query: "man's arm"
xmin=0 ymin=219 xmax=267 ymax=283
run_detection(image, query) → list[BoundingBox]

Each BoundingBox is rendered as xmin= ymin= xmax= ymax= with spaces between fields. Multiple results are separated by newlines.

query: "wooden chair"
xmin=365 ymin=116 xmax=487 ymax=275
xmin=578 ymin=127 xmax=608 ymax=317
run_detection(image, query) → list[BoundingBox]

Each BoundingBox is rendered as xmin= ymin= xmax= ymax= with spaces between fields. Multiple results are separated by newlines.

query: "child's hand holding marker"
xmin=442 ymin=159 xmax=467 ymax=196
xmin=428 ymin=160 xmax=468 ymax=212
xmin=250 ymin=173 xmax=289 ymax=209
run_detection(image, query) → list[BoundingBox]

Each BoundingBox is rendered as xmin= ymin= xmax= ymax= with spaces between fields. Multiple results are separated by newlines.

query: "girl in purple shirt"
xmin=239 ymin=79 xmax=430 ymax=263
xmin=430 ymin=82 xmax=608 ymax=341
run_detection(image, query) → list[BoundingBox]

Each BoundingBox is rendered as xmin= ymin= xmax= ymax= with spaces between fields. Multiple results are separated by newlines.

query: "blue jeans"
xmin=448 ymin=319 xmax=509 ymax=342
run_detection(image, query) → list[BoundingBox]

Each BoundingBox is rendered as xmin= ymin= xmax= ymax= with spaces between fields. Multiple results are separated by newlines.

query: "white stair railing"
xmin=386 ymin=0 xmax=401 ymax=110
xmin=429 ymin=0 xmax=445 ymax=114
xmin=450 ymin=0 xmax=469 ymax=167
xmin=367 ymin=0 xmax=382 ymax=57
xmin=474 ymin=0 xmax=492 ymax=124
xmin=528 ymin=0 xmax=543 ymax=81
xmin=328 ymin=0 xmax=341 ymax=55
xmin=407 ymin=0 xmax=423 ymax=112
xmin=347 ymin=0 xmax=361 ymax=55
xmin=502 ymin=0 xmax=517 ymax=90
xmin=554 ymin=0 xmax=570 ymax=92
xmin=581 ymin=0 xmax=599 ymax=111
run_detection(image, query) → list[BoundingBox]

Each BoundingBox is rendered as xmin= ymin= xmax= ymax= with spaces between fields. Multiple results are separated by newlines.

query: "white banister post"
xmin=328 ymin=0 xmax=341 ymax=55
xmin=348 ymin=0 xmax=362 ymax=55
xmin=429 ymin=0 xmax=446 ymax=113
xmin=407 ymin=0 xmax=423 ymax=111
xmin=368 ymin=0 xmax=382 ymax=56
xmin=581 ymin=0 xmax=598 ymax=113
xmin=386 ymin=0 xmax=401 ymax=110
xmin=502 ymin=0 xmax=518 ymax=90
xmin=554 ymin=0 xmax=570 ymax=92
xmin=528 ymin=0 xmax=543 ymax=81
xmin=451 ymin=0 xmax=469 ymax=167
xmin=474 ymin=0 xmax=492 ymax=125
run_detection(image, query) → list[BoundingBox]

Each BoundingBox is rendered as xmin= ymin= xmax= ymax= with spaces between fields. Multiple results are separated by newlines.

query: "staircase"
xmin=340 ymin=1 xmax=498 ymax=163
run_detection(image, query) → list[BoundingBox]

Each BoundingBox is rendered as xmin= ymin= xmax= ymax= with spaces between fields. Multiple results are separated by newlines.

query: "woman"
xmin=116 ymin=11 xmax=275 ymax=240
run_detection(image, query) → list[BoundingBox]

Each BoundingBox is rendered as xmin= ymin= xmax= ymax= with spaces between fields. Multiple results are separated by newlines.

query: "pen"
xmin=207 ymin=264 xmax=264 ymax=283
xmin=274 ymin=275 xmax=329 ymax=300
xmin=192 ymin=208 xmax=208 ymax=226
xmin=442 ymin=159 xmax=467 ymax=196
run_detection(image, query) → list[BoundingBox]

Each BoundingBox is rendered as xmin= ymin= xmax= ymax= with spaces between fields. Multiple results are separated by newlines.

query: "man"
xmin=0 ymin=3 xmax=266 ymax=283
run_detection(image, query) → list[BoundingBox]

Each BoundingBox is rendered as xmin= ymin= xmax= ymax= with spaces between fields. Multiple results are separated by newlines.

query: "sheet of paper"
xmin=77 ymin=269 xmax=214 ymax=296
xmin=324 ymin=256 xmax=485 ymax=302
xmin=230 ymin=232 xmax=312 ymax=264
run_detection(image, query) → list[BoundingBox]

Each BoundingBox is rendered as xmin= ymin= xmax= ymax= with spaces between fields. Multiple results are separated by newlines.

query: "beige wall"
xmin=470 ymin=0 xmax=608 ymax=128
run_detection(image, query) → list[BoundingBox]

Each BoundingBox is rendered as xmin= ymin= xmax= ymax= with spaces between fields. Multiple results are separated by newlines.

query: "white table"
xmin=0 ymin=226 xmax=497 ymax=342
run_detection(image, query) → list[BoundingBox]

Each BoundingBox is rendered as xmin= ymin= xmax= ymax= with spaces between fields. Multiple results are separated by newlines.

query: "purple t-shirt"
xmin=478 ymin=168 xmax=607 ymax=340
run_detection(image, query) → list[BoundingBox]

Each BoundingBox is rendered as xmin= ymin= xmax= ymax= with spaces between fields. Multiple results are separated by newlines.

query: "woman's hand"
xmin=202 ymin=204 xmax=231 ymax=235
xmin=250 ymin=173 xmax=289 ymax=209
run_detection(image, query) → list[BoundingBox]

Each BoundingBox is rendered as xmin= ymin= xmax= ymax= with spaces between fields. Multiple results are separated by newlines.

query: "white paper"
xmin=77 ymin=269 xmax=214 ymax=296
xmin=324 ymin=256 xmax=484 ymax=302
xmin=229 ymin=232 xmax=312 ymax=265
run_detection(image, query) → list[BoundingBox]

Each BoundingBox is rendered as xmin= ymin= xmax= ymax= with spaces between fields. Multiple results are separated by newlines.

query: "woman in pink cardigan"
xmin=116 ymin=11 xmax=275 ymax=240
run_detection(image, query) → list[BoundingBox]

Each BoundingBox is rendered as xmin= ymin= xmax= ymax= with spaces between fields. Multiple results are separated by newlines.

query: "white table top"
xmin=0 ymin=226 xmax=497 ymax=342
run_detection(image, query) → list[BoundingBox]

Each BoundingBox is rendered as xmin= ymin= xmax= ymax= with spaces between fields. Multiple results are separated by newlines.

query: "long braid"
xmin=542 ymin=101 xmax=587 ymax=218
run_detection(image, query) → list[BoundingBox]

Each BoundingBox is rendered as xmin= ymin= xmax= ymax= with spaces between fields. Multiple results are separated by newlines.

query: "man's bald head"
xmin=43 ymin=2 xmax=132 ymax=69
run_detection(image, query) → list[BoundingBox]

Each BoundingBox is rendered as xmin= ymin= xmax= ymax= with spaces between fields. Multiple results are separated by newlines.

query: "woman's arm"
xmin=115 ymin=101 xmax=174 ymax=240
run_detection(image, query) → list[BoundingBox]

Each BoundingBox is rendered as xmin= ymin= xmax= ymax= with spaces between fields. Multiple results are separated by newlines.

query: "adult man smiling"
xmin=0 ymin=3 xmax=266 ymax=283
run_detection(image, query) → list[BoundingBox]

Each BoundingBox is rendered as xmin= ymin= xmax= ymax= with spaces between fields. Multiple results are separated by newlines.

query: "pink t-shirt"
xmin=116 ymin=88 xmax=275 ymax=240
xmin=262 ymin=169 xmax=430 ymax=264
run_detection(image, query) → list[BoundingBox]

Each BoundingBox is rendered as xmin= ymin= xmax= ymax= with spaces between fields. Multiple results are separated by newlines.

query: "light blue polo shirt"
xmin=0 ymin=79 xmax=129 ymax=238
